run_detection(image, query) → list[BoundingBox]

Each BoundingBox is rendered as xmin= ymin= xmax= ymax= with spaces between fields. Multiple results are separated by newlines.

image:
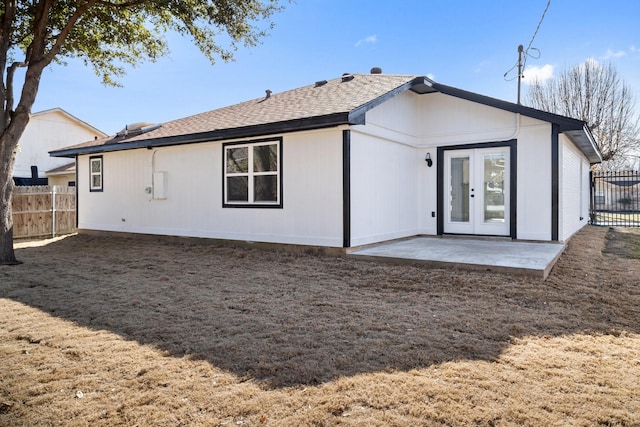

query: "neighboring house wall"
xmin=77 ymin=128 xmax=345 ymax=247
xmin=47 ymin=173 xmax=76 ymax=187
xmin=15 ymin=109 xmax=104 ymax=181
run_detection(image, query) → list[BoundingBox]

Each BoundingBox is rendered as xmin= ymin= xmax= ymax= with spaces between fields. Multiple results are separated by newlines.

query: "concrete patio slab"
xmin=348 ymin=237 xmax=566 ymax=279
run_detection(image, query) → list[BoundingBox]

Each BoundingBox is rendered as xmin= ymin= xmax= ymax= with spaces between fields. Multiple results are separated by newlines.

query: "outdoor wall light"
xmin=425 ymin=152 xmax=433 ymax=167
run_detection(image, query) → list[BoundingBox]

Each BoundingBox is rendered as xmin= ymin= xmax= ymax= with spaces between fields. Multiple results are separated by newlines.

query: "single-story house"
xmin=14 ymin=107 xmax=107 ymax=186
xmin=50 ymin=70 xmax=601 ymax=249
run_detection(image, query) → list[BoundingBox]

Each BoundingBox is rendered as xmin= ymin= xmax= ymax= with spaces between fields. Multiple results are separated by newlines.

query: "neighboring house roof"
xmin=50 ymin=73 xmax=602 ymax=163
xmin=32 ymin=107 xmax=108 ymax=138
xmin=45 ymin=162 xmax=76 ymax=176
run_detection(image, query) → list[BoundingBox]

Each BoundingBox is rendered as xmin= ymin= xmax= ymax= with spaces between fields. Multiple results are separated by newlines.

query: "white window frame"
xmin=89 ymin=156 xmax=103 ymax=192
xmin=223 ymin=138 xmax=282 ymax=208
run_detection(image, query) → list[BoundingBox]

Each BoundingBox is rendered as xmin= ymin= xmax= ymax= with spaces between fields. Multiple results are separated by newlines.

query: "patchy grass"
xmin=1 ymin=226 xmax=639 ymax=426
xmin=605 ymin=227 xmax=640 ymax=259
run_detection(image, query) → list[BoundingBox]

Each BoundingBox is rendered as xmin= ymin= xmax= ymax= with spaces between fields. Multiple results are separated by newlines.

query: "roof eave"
xmin=564 ymin=125 xmax=603 ymax=164
xmin=50 ymin=112 xmax=351 ymax=157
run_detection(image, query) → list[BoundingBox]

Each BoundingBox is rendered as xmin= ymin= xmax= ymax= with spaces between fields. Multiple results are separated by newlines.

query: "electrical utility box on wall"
xmin=153 ymin=172 xmax=167 ymax=199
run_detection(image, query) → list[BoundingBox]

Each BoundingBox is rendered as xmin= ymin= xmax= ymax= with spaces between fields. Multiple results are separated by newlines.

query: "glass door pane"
xmin=483 ymin=153 xmax=505 ymax=223
xmin=450 ymin=157 xmax=470 ymax=222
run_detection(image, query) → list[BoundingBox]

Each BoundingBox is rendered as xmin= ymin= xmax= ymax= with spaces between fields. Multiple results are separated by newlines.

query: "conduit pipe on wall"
xmin=144 ymin=149 xmax=158 ymax=196
xmin=149 ymin=148 xmax=167 ymax=200
xmin=506 ymin=113 xmax=521 ymax=141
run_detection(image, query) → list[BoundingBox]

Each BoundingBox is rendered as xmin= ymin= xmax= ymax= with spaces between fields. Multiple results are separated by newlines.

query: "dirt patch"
xmin=1 ymin=225 xmax=639 ymax=426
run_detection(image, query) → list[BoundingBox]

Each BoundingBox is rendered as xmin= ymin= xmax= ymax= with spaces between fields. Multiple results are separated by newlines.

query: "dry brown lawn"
xmin=0 ymin=226 xmax=638 ymax=426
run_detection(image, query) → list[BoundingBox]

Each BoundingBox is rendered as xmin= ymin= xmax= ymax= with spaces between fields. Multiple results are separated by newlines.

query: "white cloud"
xmin=355 ymin=35 xmax=377 ymax=47
xmin=522 ymin=64 xmax=554 ymax=85
xmin=601 ymin=48 xmax=627 ymax=60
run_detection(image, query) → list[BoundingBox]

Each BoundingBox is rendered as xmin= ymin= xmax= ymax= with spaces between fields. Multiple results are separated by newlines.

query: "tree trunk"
xmin=0 ymin=131 xmax=20 ymax=265
xmin=0 ymin=34 xmax=48 ymax=264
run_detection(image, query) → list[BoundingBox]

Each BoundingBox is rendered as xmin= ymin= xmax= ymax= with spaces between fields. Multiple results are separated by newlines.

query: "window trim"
xmin=222 ymin=137 xmax=283 ymax=208
xmin=89 ymin=156 xmax=103 ymax=192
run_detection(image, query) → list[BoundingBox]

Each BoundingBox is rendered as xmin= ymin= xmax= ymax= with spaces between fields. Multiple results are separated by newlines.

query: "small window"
xmin=223 ymin=138 xmax=282 ymax=207
xmin=89 ymin=156 xmax=103 ymax=192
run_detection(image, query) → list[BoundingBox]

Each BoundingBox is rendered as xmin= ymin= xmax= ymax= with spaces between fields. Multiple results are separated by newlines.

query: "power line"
xmin=526 ymin=0 xmax=551 ymax=54
xmin=504 ymin=0 xmax=551 ymax=103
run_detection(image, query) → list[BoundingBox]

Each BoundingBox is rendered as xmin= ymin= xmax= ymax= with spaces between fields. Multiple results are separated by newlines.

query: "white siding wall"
xmin=348 ymin=91 xmax=439 ymax=242
xmin=349 ymin=132 xmax=421 ymax=246
xmin=560 ymin=136 xmax=590 ymax=241
xmin=77 ymin=129 xmax=345 ymax=247
xmin=515 ymin=121 xmax=553 ymax=241
xmin=361 ymin=91 xmax=555 ymax=242
xmin=416 ymin=93 xmax=520 ymax=146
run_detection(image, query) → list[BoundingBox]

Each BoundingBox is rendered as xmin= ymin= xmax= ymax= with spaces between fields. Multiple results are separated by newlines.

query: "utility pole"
xmin=517 ymin=44 xmax=524 ymax=105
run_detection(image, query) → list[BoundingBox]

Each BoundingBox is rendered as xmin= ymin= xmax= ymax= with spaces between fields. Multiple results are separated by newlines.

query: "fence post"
xmin=589 ymin=170 xmax=596 ymax=224
xmin=52 ymin=185 xmax=56 ymax=238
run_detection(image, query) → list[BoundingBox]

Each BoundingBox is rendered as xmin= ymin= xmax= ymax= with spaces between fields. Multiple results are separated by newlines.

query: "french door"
xmin=444 ymin=147 xmax=510 ymax=236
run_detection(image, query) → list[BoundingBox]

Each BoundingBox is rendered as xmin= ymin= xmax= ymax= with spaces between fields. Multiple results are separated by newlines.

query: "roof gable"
xmin=32 ymin=107 xmax=107 ymax=137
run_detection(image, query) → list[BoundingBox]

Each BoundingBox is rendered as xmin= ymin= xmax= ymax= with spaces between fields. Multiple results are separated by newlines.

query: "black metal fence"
xmin=590 ymin=170 xmax=640 ymax=227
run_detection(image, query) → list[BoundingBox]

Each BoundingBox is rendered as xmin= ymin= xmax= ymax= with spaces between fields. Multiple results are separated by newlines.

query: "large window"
xmin=89 ymin=156 xmax=103 ymax=192
xmin=223 ymin=138 xmax=282 ymax=207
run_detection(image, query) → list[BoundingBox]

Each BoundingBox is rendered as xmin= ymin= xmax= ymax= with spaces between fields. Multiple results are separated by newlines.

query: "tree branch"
xmin=1 ymin=0 xmax=18 ymax=130
xmin=96 ymin=0 xmax=147 ymax=9
xmin=42 ymin=0 xmax=99 ymax=64
xmin=5 ymin=60 xmax=26 ymax=115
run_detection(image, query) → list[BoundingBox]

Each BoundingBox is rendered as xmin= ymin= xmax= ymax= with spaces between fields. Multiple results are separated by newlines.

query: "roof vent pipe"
xmin=370 ymin=67 xmax=382 ymax=74
xmin=265 ymin=89 xmax=272 ymax=99
xmin=341 ymin=73 xmax=354 ymax=82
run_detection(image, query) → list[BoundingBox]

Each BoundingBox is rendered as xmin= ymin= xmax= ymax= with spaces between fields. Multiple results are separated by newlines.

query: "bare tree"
xmin=526 ymin=60 xmax=640 ymax=166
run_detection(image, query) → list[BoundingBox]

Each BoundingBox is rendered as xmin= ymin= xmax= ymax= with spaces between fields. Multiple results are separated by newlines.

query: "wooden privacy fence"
xmin=590 ymin=170 xmax=640 ymax=227
xmin=11 ymin=185 xmax=77 ymax=239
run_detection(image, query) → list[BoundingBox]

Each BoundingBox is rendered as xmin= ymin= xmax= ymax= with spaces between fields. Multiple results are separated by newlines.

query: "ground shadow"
xmin=1 ymin=227 xmax=637 ymax=388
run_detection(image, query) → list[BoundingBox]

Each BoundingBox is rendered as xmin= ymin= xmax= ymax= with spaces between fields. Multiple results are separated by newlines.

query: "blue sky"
xmin=28 ymin=0 xmax=640 ymax=135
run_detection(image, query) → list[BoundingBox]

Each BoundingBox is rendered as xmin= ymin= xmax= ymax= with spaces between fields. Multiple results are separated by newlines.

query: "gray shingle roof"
xmin=157 ymin=73 xmax=419 ymax=136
